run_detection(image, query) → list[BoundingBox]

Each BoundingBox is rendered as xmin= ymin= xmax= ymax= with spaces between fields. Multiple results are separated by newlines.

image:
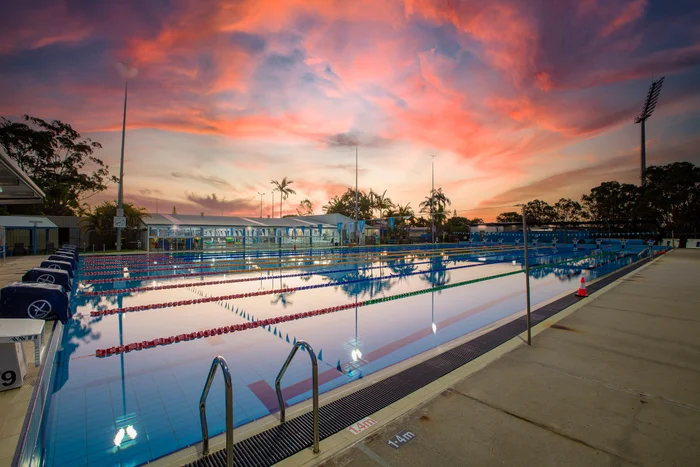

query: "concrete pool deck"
xmin=280 ymin=249 xmax=700 ymax=467
xmin=0 ymin=255 xmax=51 ymax=467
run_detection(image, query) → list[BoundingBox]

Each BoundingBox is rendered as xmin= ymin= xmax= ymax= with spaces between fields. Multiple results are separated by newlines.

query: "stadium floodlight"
xmin=634 ymin=76 xmax=664 ymax=187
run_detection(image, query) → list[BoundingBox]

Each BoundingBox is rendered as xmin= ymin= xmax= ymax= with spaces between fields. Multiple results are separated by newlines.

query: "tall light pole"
xmin=258 ymin=192 xmax=265 ymax=218
xmin=431 ymin=155 xmax=436 ymax=244
xmin=271 ymin=190 xmax=275 ymax=218
xmin=355 ymin=143 xmax=359 ymax=244
xmin=115 ymin=63 xmax=138 ymax=252
xmin=634 ymin=76 xmax=664 ymax=187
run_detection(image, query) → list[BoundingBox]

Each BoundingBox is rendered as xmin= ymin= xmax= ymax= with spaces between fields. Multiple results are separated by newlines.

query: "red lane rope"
xmin=94 ymin=301 xmax=363 ymax=357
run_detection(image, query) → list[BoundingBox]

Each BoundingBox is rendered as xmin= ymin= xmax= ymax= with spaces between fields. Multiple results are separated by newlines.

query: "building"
xmin=141 ymin=213 xmax=359 ymax=251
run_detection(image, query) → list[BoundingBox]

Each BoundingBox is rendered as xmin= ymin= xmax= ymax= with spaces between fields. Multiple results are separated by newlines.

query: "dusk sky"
xmin=2 ymin=0 xmax=700 ymax=220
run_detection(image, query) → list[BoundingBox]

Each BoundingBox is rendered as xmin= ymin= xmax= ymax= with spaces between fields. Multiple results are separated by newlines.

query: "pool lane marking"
xmin=92 ymin=251 xmax=629 ymax=357
xmin=80 ymin=245 xmax=548 ymax=285
xmin=80 ymin=245 xmax=520 ymax=276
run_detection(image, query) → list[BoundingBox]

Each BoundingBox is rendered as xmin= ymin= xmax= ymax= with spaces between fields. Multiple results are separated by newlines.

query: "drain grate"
xmin=183 ymin=258 xmax=649 ymax=467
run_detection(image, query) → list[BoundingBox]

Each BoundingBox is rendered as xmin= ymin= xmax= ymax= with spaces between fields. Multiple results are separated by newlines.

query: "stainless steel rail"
xmin=199 ymin=356 xmax=234 ymax=466
xmin=275 ymin=340 xmax=320 ymax=453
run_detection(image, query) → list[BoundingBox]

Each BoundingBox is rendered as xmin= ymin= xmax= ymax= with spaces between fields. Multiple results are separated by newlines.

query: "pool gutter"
xmin=11 ymin=320 xmax=64 ymax=467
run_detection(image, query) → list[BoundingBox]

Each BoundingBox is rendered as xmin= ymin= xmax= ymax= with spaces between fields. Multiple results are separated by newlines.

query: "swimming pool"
xmin=35 ymin=243 xmax=646 ymax=466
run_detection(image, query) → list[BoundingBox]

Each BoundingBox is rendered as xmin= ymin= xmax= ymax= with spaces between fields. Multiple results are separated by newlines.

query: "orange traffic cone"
xmin=576 ymin=276 xmax=587 ymax=298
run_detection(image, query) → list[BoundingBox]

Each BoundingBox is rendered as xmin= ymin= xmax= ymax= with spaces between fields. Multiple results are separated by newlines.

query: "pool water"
xmin=38 ymin=244 xmax=644 ymax=466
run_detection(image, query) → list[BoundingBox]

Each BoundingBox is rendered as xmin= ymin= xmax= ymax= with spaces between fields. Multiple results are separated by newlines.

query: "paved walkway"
xmin=0 ymin=255 xmax=51 ymax=466
xmin=321 ymin=250 xmax=700 ymax=467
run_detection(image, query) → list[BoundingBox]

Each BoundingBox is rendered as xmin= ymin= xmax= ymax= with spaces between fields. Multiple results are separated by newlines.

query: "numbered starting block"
xmin=39 ymin=260 xmax=74 ymax=278
xmin=0 ymin=282 xmax=71 ymax=324
xmin=48 ymin=254 xmax=77 ymax=270
xmin=0 ymin=319 xmax=45 ymax=391
xmin=22 ymin=268 xmax=72 ymax=292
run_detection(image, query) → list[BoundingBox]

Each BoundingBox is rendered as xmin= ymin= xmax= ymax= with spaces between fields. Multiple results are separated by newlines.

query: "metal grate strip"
xmin=182 ymin=258 xmax=649 ymax=467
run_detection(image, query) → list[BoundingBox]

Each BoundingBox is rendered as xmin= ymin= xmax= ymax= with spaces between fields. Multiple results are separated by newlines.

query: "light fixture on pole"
xmin=258 ymin=192 xmax=265 ymax=218
xmin=634 ymin=76 xmax=664 ymax=188
xmin=270 ymin=190 xmax=274 ymax=218
xmin=115 ymin=63 xmax=138 ymax=252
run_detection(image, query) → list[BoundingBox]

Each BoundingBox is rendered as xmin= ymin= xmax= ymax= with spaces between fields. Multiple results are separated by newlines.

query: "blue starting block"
xmin=0 ymin=282 xmax=71 ymax=324
xmin=39 ymin=260 xmax=74 ymax=278
xmin=22 ymin=268 xmax=72 ymax=292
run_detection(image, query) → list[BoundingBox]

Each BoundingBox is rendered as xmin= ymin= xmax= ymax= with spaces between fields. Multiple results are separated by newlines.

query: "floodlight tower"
xmin=634 ymin=76 xmax=664 ymax=188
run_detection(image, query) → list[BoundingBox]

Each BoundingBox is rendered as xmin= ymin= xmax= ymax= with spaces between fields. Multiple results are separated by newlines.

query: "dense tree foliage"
xmin=0 ymin=115 xmax=115 ymax=215
xmin=80 ymin=201 xmax=148 ymax=248
xmin=296 ymin=198 xmax=314 ymax=216
xmin=323 ymin=188 xmax=374 ymax=220
xmin=641 ymin=162 xmax=700 ymax=232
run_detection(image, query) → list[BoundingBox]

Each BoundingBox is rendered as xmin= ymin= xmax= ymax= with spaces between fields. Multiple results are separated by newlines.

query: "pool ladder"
xmin=276 ymin=340 xmax=320 ymax=453
xmin=200 ymin=356 xmax=234 ymax=466
xmin=198 ymin=342 xmax=320 ymax=466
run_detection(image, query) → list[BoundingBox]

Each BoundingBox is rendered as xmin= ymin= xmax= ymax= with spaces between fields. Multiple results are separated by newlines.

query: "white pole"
xmin=355 ymin=144 xmax=359 ymax=244
xmin=116 ymin=80 xmax=128 ymax=252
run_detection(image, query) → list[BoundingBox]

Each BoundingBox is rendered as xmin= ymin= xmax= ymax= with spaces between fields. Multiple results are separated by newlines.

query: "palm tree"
xmin=419 ymin=188 xmax=451 ymax=226
xmin=374 ymin=190 xmax=393 ymax=218
xmin=271 ymin=177 xmax=296 ymax=218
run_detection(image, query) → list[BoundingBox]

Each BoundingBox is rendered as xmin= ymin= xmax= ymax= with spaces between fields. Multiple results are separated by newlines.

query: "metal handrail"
xmin=199 ymin=356 xmax=234 ymax=466
xmin=275 ymin=340 xmax=320 ymax=453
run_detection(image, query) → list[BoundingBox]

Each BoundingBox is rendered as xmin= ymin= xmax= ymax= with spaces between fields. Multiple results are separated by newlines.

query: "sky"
xmin=1 ymin=0 xmax=700 ymax=221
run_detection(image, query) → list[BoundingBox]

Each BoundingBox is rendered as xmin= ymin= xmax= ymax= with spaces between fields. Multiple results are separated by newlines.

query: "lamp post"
xmin=270 ymin=190 xmax=275 ymax=218
xmin=258 ymin=192 xmax=265 ymax=218
xmin=115 ymin=63 xmax=138 ymax=252
xmin=634 ymin=77 xmax=664 ymax=187
xmin=431 ymin=156 xmax=434 ymax=242
xmin=354 ymin=143 xmax=359 ymax=244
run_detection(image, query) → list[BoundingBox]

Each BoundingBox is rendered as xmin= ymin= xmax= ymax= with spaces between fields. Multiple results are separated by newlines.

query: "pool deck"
xmin=278 ymin=249 xmax=700 ymax=467
xmin=0 ymin=255 xmax=51 ymax=467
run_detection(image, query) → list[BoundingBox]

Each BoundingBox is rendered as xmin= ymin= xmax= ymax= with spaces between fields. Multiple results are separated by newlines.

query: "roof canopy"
xmin=0 ymin=152 xmax=46 ymax=205
xmin=142 ymin=213 xmax=354 ymax=228
xmin=0 ymin=216 xmax=57 ymax=229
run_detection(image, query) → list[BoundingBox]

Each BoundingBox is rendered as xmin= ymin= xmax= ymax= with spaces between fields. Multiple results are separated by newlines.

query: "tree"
xmin=553 ymin=198 xmax=584 ymax=223
xmin=296 ymin=199 xmax=314 ymax=216
xmin=582 ymin=181 xmax=640 ymax=223
xmin=642 ymin=162 xmax=700 ymax=232
xmin=0 ymin=115 xmax=115 ymax=215
xmin=524 ymin=199 xmax=555 ymax=224
xmin=497 ymin=211 xmax=522 ymax=223
xmin=419 ymin=188 xmax=451 ymax=226
xmin=80 ymin=201 xmax=148 ymax=248
xmin=323 ymin=189 xmax=373 ymax=220
xmin=271 ymin=176 xmax=296 ymax=218
xmin=384 ymin=202 xmax=414 ymax=240
xmin=369 ymin=189 xmax=393 ymax=219
xmin=172 ymin=205 xmax=177 ymax=215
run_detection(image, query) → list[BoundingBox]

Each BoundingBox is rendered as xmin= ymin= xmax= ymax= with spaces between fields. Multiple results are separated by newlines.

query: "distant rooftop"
xmin=142 ymin=213 xmax=354 ymax=228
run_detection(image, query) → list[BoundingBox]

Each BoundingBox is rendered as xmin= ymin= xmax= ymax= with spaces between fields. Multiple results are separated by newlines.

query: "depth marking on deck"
xmin=347 ymin=417 xmax=377 ymax=435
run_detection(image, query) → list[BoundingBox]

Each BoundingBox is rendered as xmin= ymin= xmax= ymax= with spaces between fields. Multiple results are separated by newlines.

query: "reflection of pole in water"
xmin=118 ymin=294 xmax=126 ymax=416
xmin=431 ymin=290 xmax=436 ymax=334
